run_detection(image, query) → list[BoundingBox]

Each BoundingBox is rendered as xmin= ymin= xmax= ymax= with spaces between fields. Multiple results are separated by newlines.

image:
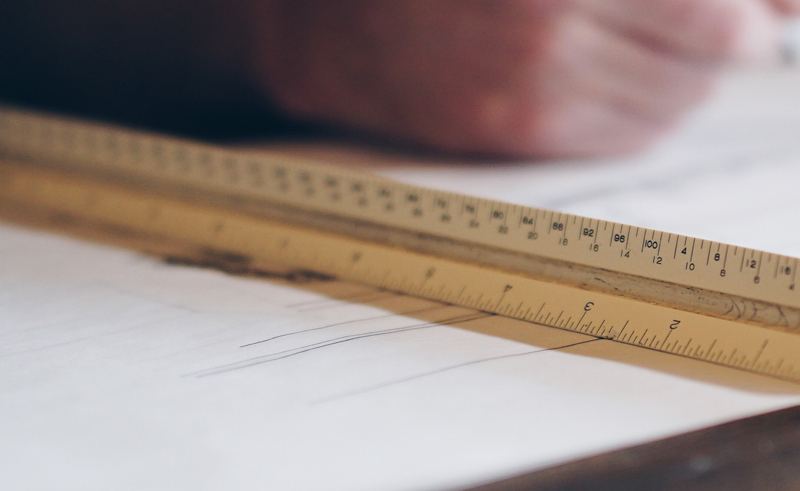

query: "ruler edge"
xmin=1 ymin=104 xmax=799 ymax=325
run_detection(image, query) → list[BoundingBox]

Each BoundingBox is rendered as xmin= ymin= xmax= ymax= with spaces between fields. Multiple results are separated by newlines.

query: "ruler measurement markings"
xmin=738 ymin=247 xmax=747 ymax=273
xmin=517 ymin=207 xmax=527 ymax=228
xmin=722 ymin=244 xmax=730 ymax=274
xmin=4 ymin=108 xmax=800 ymax=383
xmin=533 ymin=303 xmax=546 ymax=323
xmin=726 ymin=348 xmax=739 ymax=365
xmin=673 ymin=235 xmax=680 ymax=259
xmin=514 ymin=206 xmax=528 ymax=233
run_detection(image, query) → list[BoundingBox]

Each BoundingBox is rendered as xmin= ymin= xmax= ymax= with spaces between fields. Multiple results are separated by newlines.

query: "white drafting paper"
xmin=3 ymin=225 xmax=800 ymax=491
xmin=3 ymin=67 xmax=800 ymax=490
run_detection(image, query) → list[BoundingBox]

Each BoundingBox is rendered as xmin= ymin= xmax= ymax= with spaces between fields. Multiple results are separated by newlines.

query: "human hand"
xmin=249 ymin=0 xmax=798 ymax=158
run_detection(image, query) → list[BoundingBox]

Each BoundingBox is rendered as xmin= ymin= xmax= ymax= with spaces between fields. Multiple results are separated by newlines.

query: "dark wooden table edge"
xmin=466 ymin=405 xmax=800 ymax=491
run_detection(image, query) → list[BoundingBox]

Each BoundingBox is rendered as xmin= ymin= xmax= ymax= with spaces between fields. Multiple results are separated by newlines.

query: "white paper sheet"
xmin=3 ymin=67 xmax=800 ymax=490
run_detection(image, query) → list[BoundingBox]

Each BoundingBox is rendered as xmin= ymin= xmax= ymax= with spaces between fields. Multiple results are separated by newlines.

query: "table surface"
xmin=470 ymin=405 xmax=800 ymax=490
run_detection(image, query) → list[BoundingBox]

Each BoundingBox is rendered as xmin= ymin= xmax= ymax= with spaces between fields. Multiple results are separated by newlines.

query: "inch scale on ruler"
xmin=2 ymin=105 xmax=800 ymax=381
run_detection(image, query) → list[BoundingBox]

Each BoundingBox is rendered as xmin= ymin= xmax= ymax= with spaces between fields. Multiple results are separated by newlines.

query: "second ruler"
xmin=1 ymin=106 xmax=800 ymax=381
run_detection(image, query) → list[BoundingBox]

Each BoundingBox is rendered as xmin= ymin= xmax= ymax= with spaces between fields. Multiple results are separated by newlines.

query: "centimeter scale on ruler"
xmin=1 ymin=105 xmax=800 ymax=381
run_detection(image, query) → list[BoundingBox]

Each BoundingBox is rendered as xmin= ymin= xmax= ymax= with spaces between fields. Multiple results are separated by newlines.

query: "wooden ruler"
xmin=2 ymin=105 xmax=800 ymax=381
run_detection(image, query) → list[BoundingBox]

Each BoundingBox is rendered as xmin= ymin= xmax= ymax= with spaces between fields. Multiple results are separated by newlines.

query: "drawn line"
xmin=240 ymin=305 xmax=448 ymax=347
xmin=195 ymin=313 xmax=494 ymax=377
xmin=312 ymin=338 xmax=603 ymax=404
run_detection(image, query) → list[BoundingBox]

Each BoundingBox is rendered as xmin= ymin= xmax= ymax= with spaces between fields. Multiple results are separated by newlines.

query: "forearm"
xmin=3 ymin=1 xmax=797 ymax=157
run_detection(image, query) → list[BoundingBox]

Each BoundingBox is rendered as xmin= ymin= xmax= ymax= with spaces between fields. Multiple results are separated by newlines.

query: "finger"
xmin=769 ymin=0 xmax=800 ymax=14
xmin=575 ymin=0 xmax=782 ymax=63
xmin=545 ymin=14 xmax=717 ymax=124
xmin=438 ymin=13 xmax=710 ymax=157
xmin=523 ymin=97 xmax=668 ymax=158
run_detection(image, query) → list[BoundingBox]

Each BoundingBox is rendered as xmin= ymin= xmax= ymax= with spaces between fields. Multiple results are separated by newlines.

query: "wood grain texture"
xmin=468 ymin=405 xmax=800 ymax=491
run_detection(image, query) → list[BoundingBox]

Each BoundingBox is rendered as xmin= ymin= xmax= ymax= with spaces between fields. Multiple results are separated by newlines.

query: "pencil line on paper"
xmin=193 ymin=313 xmax=495 ymax=377
xmin=312 ymin=338 xmax=604 ymax=404
xmin=240 ymin=305 xmax=448 ymax=347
